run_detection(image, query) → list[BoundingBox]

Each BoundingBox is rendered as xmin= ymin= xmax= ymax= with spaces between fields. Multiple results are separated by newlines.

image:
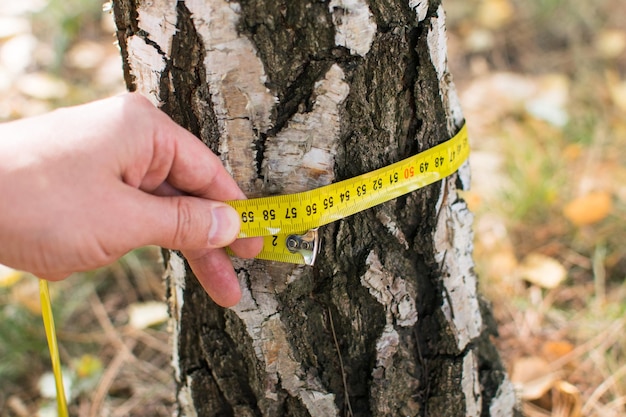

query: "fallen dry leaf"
xmin=477 ymin=0 xmax=513 ymax=30
xmin=522 ymin=402 xmax=552 ymax=417
xmin=563 ymin=191 xmax=613 ymax=226
xmin=66 ymin=40 xmax=107 ymax=70
xmin=0 ymin=33 xmax=37 ymax=75
xmin=553 ymin=380 xmax=582 ymax=417
xmin=464 ymin=28 xmax=495 ymax=53
xmin=521 ymin=380 xmax=583 ymax=417
xmin=511 ymin=356 xmax=559 ymax=400
xmin=16 ymin=72 xmax=69 ymax=100
xmin=512 ymin=356 xmax=582 ymax=417
xmin=518 ymin=253 xmax=567 ymax=289
xmin=0 ymin=264 xmax=23 ymax=287
xmin=0 ymin=16 xmax=30 ymax=39
xmin=595 ymin=29 xmax=626 ymax=59
xmin=128 ymin=301 xmax=169 ymax=329
xmin=541 ymin=340 xmax=575 ymax=362
xmin=493 ymin=247 xmax=519 ymax=270
xmin=562 ymin=143 xmax=583 ymax=161
xmin=609 ymin=79 xmax=626 ymax=114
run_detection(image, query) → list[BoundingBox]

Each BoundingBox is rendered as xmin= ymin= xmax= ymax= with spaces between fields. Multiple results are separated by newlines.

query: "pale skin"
xmin=0 ymin=93 xmax=262 ymax=307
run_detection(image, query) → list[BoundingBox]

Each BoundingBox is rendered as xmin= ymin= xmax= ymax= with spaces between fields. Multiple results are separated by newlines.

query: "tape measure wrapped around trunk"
xmin=226 ymin=124 xmax=469 ymax=265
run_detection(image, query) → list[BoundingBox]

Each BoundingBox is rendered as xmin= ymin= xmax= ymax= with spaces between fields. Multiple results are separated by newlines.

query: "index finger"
xmin=155 ymin=118 xmax=266 ymax=255
xmin=155 ymin=120 xmax=245 ymax=201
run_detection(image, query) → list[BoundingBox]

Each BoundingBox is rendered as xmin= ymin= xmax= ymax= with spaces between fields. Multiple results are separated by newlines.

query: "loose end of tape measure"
xmin=228 ymin=229 xmax=320 ymax=266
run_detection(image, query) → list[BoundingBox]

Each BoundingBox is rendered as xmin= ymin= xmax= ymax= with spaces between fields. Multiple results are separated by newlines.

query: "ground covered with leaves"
xmin=447 ymin=0 xmax=626 ymax=416
xmin=0 ymin=0 xmax=625 ymax=416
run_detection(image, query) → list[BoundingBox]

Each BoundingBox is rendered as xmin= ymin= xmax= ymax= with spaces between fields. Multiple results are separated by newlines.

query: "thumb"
xmin=134 ymin=193 xmax=242 ymax=250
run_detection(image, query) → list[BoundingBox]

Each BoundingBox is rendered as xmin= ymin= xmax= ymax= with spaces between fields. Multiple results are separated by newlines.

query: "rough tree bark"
xmin=112 ymin=1 xmax=518 ymax=416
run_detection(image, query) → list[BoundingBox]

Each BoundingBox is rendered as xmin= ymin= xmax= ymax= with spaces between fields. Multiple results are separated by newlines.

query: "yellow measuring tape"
xmin=227 ymin=123 xmax=469 ymax=265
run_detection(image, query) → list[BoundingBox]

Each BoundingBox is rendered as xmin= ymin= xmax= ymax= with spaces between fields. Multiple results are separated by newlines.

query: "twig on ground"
xmin=328 ymin=307 xmax=354 ymax=417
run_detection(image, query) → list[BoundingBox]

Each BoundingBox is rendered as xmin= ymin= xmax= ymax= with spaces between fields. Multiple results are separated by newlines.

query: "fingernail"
xmin=208 ymin=205 xmax=240 ymax=246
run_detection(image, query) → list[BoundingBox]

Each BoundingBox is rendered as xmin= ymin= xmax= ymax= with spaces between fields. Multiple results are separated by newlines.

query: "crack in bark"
xmin=157 ymin=2 xmax=221 ymax=154
xmin=403 ymin=26 xmax=424 ymax=156
xmin=199 ymin=325 xmax=263 ymax=417
xmin=253 ymin=59 xmax=336 ymax=179
xmin=234 ymin=1 xmax=353 ymax=181
xmin=112 ymin=0 xmax=140 ymax=91
xmin=136 ymin=28 xmax=167 ymax=57
xmin=413 ymin=325 xmax=431 ymax=417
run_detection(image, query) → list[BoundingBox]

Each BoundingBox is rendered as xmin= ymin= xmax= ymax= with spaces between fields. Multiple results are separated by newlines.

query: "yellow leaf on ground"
xmin=488 ymin=248 xmax=519 ymax=279
xmin=541 ymin=340 xmax=574 ymax=361
xmin=563 ymin=191 xmax=613 ymax=226
xmin=74 ymin=354 xmax=103 ymax=378
xmin=478 ymin=0 xmax=514 ymax=30
xmin=518 ymin=253 xmax=567 ymax=289
xmin=596 ymin=29 xmax=626 ymax=59
xmin=553 ymin=380 xmax=582 ymax=417
xmin=510 ymin=356 xmax=558 ymax=400
xmin=609 ymin=79 xmax=626 ymax=114
xmin=0 ymin=264 xmax=23 ymax=287
xmin=563 ymin=143 xmax=583 ymax=161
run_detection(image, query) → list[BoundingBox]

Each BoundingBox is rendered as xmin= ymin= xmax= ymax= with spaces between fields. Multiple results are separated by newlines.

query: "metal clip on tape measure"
xmin=286 ymin=228 xmax=320 ymax=265
xmin=227 ymin=124 xmax=469 ymax=265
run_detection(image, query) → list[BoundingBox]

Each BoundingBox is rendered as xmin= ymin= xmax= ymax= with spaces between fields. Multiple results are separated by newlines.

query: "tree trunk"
xmin=112 ymin=1 xmax=518 ymax=416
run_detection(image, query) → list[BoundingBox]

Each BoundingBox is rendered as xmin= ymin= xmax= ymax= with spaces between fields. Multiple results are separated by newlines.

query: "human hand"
xmin=0 ymin=93 xmax=262 ymax=307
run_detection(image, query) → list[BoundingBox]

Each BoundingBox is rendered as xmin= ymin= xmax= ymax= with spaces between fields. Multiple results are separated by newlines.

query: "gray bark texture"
xmin=112 ymin=1 xmax=519 ymax=416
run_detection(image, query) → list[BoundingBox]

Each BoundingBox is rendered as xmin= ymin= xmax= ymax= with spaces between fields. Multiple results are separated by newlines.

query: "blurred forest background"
xmin=0 ymin=0 xmax=624 ymax=416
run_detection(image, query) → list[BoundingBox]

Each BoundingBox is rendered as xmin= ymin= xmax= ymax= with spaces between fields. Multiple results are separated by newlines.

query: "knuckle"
xmin=121 ymin=92 xmax=154 ymax=122
xmin=172 ymin=199 xmax=199 ymax=248
xmin=125 ymin=91 xmax=151 ymax=108
xmin=91 ymin=240 xmax=117 ymax=267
